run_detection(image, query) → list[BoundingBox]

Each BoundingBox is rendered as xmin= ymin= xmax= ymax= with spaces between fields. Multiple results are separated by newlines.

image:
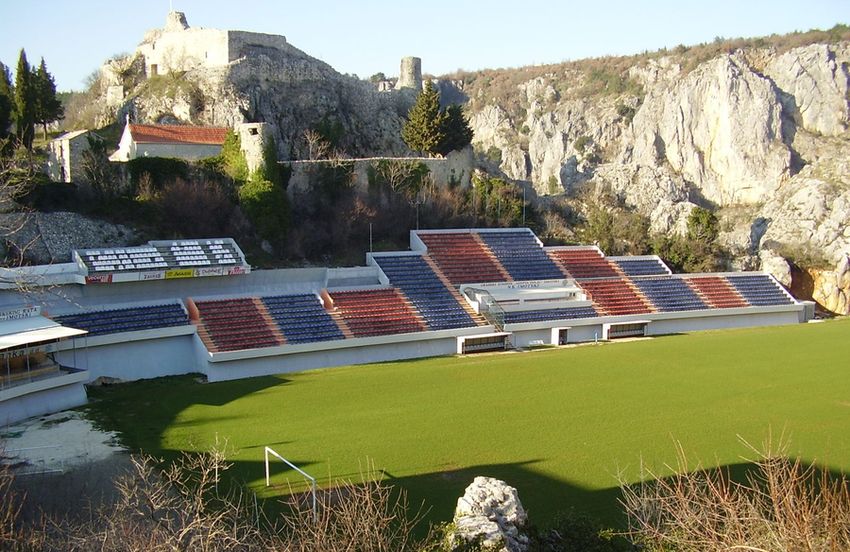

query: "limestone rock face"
xmin=449 ymin=476 xmax=529 ymax=552
xmin=811 ymin=256 xmax=850 ymax=315
xmin=470 ymin=105 xmax=530 ymax=181
xmin=764 ymin=44 xmax=850 ymax=137
xmin=759 ymin=147 xmax=850 ymax=264
xmin=630 ymin=54 xmax=792 ymax=205
xmin=589 ymin=163 xmax=695 ymax=234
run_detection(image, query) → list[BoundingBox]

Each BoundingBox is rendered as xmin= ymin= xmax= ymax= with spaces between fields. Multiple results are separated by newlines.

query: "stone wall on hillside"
xmin=283 ymin=149 xmax=474 ymax=198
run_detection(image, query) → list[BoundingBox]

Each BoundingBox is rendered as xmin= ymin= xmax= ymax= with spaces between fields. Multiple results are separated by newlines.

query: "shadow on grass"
xmin=81 ymin=373 xmax=288 ymax=453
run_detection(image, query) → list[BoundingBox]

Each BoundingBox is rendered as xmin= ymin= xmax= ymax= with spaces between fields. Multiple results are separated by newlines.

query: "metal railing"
xmin=463 ymin=287 xmax=505 ymax=330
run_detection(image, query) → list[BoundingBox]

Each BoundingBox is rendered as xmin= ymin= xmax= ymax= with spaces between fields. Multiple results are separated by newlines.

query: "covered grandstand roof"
xmin=0 ymin=310 xmax=87 ymax=351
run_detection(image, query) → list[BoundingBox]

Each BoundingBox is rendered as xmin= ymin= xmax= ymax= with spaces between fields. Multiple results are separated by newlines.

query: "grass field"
xmin=84 ymin=318 xmax=850 ymax=529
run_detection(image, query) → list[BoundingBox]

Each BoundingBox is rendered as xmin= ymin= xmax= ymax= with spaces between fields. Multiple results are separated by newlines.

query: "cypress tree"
xmin=14 ymin=49 xmax=35 ymax=149
xmin=401 ymin=80 xmax=446 ymax=156
xmin=0 ymin=62 xmax=13 ymax=141
xmin=437 ymin=104 xmax=474 ymax=156
xmin=33 ymin=57 xmax=63 ymax=141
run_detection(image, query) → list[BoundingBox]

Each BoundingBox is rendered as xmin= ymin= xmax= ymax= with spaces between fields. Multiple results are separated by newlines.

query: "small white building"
xmin=109 ymin=122 xmax=229 ymax=162
xmin=47 ymin=130 xmax=95 ymax=183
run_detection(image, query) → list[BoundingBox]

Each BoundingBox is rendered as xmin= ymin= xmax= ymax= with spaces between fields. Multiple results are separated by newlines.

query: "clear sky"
xmin=0 ymin=0 xmax=846 ymax=91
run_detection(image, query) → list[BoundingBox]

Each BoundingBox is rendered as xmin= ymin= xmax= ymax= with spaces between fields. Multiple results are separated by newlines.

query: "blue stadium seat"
xmin=726 ymin=275 xmax=794 ymax=306
xmin=479 ymin=231 xmax=565 ymax=281
xmin=373 ymin=255 xmax=477 ymax=330
xmin=261 ymin=294 xmax=345 ymax=344
xmin=54 ymin=303 xmax=190 ymax=336
xmin=504 ymin=306 xmax=598 ymax=324
xmin=612 ymin=257 xmax=669 ymax=277
xmin=632 ymin=277 xmax=709 ymax=312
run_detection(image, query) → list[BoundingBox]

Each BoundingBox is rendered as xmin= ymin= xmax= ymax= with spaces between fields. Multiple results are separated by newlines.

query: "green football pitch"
xmin=84 ymin=318 xmax=850 ymax=527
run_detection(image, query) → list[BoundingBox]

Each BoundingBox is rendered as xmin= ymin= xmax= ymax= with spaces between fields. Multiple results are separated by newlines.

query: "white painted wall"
xmin=0 ymin=372 xmax=88 ymax=426
xmin=203 ymin=337 xmax=458 ymax=382
xmin=55 ymin=335 xmax=199 ymax=382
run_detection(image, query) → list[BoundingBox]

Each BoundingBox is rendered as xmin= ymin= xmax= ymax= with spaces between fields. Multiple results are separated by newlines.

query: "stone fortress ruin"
xmin=138 ymin=11 xmax=291 ymax=77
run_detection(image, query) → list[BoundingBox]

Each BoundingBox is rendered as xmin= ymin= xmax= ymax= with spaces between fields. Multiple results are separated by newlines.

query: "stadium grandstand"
xmin=0 ymin=230 xmax=813 ymax=424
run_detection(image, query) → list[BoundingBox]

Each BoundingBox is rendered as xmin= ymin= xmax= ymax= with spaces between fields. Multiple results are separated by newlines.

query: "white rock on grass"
xmin=449 ymin=476 xmax=529 ymax=552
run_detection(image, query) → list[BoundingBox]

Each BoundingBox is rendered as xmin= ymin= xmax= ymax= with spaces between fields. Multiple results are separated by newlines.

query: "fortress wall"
xmin=141 ymin=27 xmax=230 ymax=76
xmin=284 ymin=149 xmax=475 ymax=197
xmin=227 ymin=31 xmax=288 ymax=61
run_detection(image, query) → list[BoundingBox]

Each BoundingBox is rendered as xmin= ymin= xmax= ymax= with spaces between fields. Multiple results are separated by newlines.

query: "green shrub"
xmin=238 ymin=177 xmax=289 ymax=249
xmin=220 ymin=131 xmax=249 ymax=183
xmin=127 ymin=157 xmax=189 ymax=189
xmin=574 ymin=135 xmax=592 ymax=153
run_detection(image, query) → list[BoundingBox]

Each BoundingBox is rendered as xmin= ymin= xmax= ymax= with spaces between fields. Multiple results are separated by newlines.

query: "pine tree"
xmin=401 ymin=81 xmax=446 ymax=156
xmin=33 ymin=57 xmax=63 ymax=141
xmin=437 ymin=104 xmax=474 ymax=156
xmin=0 ymin=62 xmax=13 ymax=141
xmin=14 ymin=49 xmax=35 ymax=149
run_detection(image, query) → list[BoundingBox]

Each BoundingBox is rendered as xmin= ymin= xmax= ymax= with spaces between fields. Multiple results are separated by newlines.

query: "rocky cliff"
xmin=464 ymin=36 xmax=850 ymax=312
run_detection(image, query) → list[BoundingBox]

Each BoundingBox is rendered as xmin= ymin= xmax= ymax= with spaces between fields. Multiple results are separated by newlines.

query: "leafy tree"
xmin=686 ymin=206 xmax=719 ymax=243
xmin=401 ymin=80 xmax=445 ymax=156
xmin=368 ymin=72 xmax=387 ymax=83
xmin=33 ymin=58 xmax=63 ymax=141
xmin=14 ymin=49 xmax=35 ymax=149
xmin=0 ymin=62 xmax=13 ymax=141
xmin=437 ymin=104 xmax=473 ymax=155
xmin=238 ymin=177 xmax=289 ymax=250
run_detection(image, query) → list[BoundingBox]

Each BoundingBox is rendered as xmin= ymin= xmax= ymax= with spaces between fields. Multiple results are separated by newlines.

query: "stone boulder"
xmin=449 ymin=476 xmax=529 ymax=552
xmin=759 ymin=249 xmax=793 ymax=288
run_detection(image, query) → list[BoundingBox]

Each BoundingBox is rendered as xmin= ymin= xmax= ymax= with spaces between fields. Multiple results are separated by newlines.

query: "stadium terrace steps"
xmin=687 ymin=277 xmax=749 ymax=309
xmin=261 ymin=294 xmax=346 ymax=344
xmin=53 ymin=303 xmax=190 ymax=336
xmin=579 ymin=279 xmax=654 ymax=315
xmin=547 ymin=248 xmax=621 ymax=279
xmin=194 ymin=297 xmax=283 ymax=352
xmin=253 ymin=298 xmax=287 ymax=345
xmin=632 ymin=277 xmax=709 ymax=312
xmin=727 ymin=274 xmax=795 ymax=306
xmin=422 ymin=256 xmax=488 ymax=325
xmin=503 ymin=305 xmax=599 ymax=324
xmin=479 ymin=231 xmax=565 ymax=281
xmin=611 ymin=257 xmax=670 ymax=277
xmin=330 ymin=288 xmax=428 ymax=338
xmin=374 ymin=255 xmax=483 ymax=330
xmin=418 ymin=232 xmax=509 ymax=285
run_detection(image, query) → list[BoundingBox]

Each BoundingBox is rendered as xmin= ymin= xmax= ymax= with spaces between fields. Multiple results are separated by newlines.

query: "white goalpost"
xmin=264 ymin=446 xmax=317 ymax=519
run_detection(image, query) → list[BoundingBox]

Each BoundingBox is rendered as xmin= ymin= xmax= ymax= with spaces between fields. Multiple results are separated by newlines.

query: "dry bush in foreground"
xmin=620 ymin=438 xmax=850 ymax=552
xmin=4 ymin=446 xmax=428 ymax=551
xmin=278 ymin=467 xmax=426 ymax=552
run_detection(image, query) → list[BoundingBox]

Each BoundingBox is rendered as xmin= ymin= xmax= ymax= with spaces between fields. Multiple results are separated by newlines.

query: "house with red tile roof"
xmin=109 ymin=121 xmax=229 ymax=162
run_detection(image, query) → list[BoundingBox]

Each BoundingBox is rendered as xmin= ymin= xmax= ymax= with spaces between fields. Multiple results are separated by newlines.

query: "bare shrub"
xmin=0 ymin=450 xmax=28 ymax=550
xmin=3 ymin=444 xmax=429 ymax=551
xmin=154 ymin=177 xmax=243 ymax=238
xmin=620 ymin=437 xmax=850 ymax=551
xmin=277 ymin=464 xmax=426 ymax=552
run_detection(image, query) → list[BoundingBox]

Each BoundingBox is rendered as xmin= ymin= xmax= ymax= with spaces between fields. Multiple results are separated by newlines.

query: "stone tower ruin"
xmin=165 ymin=11 xmax=190 ymax=31
xmin=397 ymin=56 xmax=422 ymax=90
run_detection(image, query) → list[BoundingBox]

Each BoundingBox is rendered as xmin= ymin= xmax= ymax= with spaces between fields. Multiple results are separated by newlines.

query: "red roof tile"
xmin=128 ymin=124 xmax=229 ymax=145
